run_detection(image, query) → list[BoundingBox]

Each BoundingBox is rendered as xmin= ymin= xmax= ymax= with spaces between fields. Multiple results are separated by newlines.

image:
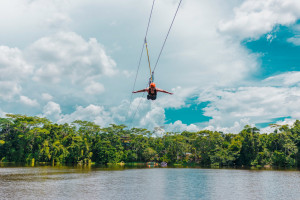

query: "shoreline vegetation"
xmin=1 ymin=161 xmax=299 ymax=171
xmin=0 ymin=114 xmax=300 ymax=168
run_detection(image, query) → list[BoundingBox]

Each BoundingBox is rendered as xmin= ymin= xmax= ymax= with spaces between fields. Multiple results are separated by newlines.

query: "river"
xmin=0 ymin=165 xmax=299 ymax=200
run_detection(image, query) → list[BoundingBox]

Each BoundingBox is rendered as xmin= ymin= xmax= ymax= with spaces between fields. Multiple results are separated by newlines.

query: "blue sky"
xmin=244 ymin=24 xmax=300 ymax=78
xmin=1 ymin=0 xmax=300 ymax=133
xmin=165 ymin=21 xmax=300 ymax=129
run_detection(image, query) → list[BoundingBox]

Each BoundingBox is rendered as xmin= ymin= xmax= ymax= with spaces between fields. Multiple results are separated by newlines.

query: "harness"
xmin=148 ymin=88 xmax=157 ymax=96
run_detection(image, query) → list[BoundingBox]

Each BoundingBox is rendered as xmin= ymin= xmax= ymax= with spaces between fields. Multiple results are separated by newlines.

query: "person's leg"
xmin=147 ymin=95 xmax=150 ymax=100
xmin=151 ymin=95 xmax=157 ymax=100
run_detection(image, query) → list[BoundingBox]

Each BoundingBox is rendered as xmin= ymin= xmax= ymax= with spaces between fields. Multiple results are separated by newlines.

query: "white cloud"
xmin=0 ymin=46 xmax=33 ymax=80
xmin=263 ymin=71 xmax=300 ymax=86
xmin=272 ymin=118 xmax=296 ymax=126
xmin=46 ymin=13 xmax=71 ymax=29
xmin=20 ymin=95 xmax=39 ymax=107
xmin=140 ymin=105 xmax=165 ymax=128
xmin=41 ymin=93 xmax=53 ymax=101
xmin=0 ymin=81 xmax=21 ymax=101
xmin=111 ymin=96 xmax=181 ymax=130
xmin=43 ymin=101 xmax=62 ymax=121
xmin=0 ymin=0 xmax=72 ymax=47
xmin=1 ymin=0 xmax=300 ymax=134
xmin=0 ymin=109 xmax=7 ymax=118
xmin=127 ymin=97 xmax=150 ymax=121
xmin=198 ymin=72 xmax=300 ymax=133
xmin=153 ymin=0 xmax=260 ymax=89
xmin=204 ymin=119 xmax=255 ymax=134
xmin=33 ymin=64 xmax=61 ymax=84
xmin=167 ymin=120 xmax=200 ymax=132
xmin=153 ymin=127 xmax=166 ymax=137
xmin=110 ymin=99 xmax=131 ymax=123
xmin=0 ymin=46 xmax=33 ymax=100
xmin=29 ymin=32 xmax=117 ymax=83
xmin=287 ymin=35 xmax=300 ymax=46
xmin=84 ymin=82 xmax=105 ymax=94
xmin=119 ymin=97 xmax=161 ymax=129
xmin=41 ymin=100 xmax=130 ymax=128
xmin=0 ymin=0 xmax=259 ymax=107
xmin=0 ymin=30 xmax=118 ymax=106
xmin=260 ymin=118 xmax=296 ymax=133
xmin=36 ymin=72 xmax=300 ymax=134
xmin=156 ymin=86 xmax=196 ymax=109
xmin=122 ymin=70 xmax=134 ymax=78
xmin=266 ymin=33 xmax=276 ymax=42
xmin=219 ymin=0 xmax=300 ymax=40
xmin=58 ymin=104 xmax=114 ymax=127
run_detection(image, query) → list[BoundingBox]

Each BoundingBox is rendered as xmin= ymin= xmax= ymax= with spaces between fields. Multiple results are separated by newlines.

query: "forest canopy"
xmin=0 ymin=114 xmax=299 ymax=167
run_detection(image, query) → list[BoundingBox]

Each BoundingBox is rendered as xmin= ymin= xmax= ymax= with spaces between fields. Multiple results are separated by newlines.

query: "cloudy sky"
xmin=1 ymin=0 xmax=300 ymax=133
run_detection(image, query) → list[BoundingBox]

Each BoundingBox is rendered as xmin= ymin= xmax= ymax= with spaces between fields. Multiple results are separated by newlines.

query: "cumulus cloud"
xmin=1 ymin=0 xmax=300 ymax=134
xmin=110 ymin=99 xmax=131 ymax=123
xmin=166 ymin=120 xmax=200 ymax=132
xmin=260 ymin=118 xmax=296 ymax=133
xmin=91 ymin=72 xmax=300 ymax=133
xmin=219 ymin=0 xmax=300 ymax=40
xmin=46 ymin=13 xmax=71 ymax=29
xmin=263 ymin=71 xmax=300 ymax=86
xmin=28 ymin=32 xmax=117 ymax=83
xmin=33 ymin=64 xmax=61 ymax=84
xmin=204 ymin=118 xmax=255 ymax=134
xmin=272 ymin=118 xmax=296 ymax=126
xmin=0 ymin=46 xmax=33 ymax=80
xmin=0 ymin=46 xmax=33 ymax=100
xmin=198 ymin=72 xmax=300 ymax=133
xmin=156 ymin=86 xmax=197 ymax=109
xmin=84 ymin=82 xmax=105 ymax=94
xmin=41 ymin=100 xmax=130 ymax=128
xmin=159 ymin=0 xmax=260 ymax=88
xmin=0 ymin=30 xmax=118 ymax=105
xmin=0 ymin=81 xmax=22 ymax=101
xmin=0 ymin=0 xmax=74 ymax=47
xmin=41 ymin=93 xmax=53 ymax=101
xmin=20 ymin=95 xmax=39 ymax=107
xmin=39 ymin=99 xmax=175 ymax=132
xmin=58 ymin=104 xmax=114 ymax=127
xmin=0 ymin=109 xmax=7 ymax=118
xmin=43 ymin=101 xmax=62 ymax=121
xmin=125 ymin=91 xmax=195 ymax=130
xmin=140 ymin=105 xmax=165 ymax=128
xmin=287 ymin=35 xmax=300 ymax=46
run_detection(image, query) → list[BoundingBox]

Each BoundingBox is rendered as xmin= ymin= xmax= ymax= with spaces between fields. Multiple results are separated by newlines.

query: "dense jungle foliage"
xmin=0 ymin=114 xmax=299 ymax=167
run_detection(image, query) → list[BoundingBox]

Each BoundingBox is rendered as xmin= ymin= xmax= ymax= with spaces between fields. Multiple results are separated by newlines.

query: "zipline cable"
xmin=129 ymin=0 xmax=183 ymax=127
xmin=145 ymin=38 xmax=153 ymax=82
xmin=129 ymin=0 xmax=156 ymax=105
xmin=128 ymin=0 xmax=156 ymax=127
xmin=153 ymin=0 xmax=183 ymax=73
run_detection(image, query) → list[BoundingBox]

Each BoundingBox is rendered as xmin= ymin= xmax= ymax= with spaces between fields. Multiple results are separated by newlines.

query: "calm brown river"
xmin=0 ymin=164 xmax=299 ymax=200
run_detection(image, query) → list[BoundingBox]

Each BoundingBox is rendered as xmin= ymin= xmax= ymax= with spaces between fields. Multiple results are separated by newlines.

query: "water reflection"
xmin=0 ymin=165 xmax=299 ymax=200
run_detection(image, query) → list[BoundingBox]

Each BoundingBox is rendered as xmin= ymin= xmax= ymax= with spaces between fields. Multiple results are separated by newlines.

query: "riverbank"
xmin=1 ymin=162 xmax=299 ymax=171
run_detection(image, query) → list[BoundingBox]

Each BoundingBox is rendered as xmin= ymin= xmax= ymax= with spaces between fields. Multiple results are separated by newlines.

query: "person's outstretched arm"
xmin=132 ymin=88 xmax=148 ymax=93
xmin=156 ymin=88 xmax=173 ymax=95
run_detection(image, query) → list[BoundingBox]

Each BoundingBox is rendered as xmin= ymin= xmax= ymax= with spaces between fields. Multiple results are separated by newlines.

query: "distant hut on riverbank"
xmin=161 ymin=162 xmax=167 ymax=167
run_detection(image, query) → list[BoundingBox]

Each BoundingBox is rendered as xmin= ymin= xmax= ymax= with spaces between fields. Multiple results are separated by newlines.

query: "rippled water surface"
xmin=0 ymin=165 xmax=299 ymax=200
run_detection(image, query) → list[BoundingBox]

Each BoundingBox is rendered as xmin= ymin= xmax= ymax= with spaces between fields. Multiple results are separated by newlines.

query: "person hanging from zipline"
xmin=132 ymin=82 xmax=173 ymax=100
xmin=132 ymin=34 xmax=173 ymax=100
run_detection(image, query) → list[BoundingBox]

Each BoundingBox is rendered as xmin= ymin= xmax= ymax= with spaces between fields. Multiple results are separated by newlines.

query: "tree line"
xmin=0 ymin=114 xmax=299 ymax=167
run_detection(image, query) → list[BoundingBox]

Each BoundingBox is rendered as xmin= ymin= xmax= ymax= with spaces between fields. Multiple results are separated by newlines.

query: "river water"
xmin=0 ymin=165 xmax=299 ymax=200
